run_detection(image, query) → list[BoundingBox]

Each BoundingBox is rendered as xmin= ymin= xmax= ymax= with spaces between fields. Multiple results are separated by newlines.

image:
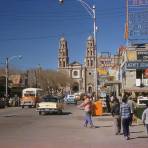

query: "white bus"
xmin=21 ymin=88 xmax=44 ymax=108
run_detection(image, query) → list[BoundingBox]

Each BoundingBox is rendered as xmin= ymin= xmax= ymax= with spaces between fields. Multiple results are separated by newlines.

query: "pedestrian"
xmin=127 ymin=96 xmax=136 ymax=126
xmin=78 ymin=95 xmax=95 ymax=128
xmin=111 ymin=97 xmax=121 ymax=135
xmin=120 ymin=96 xmax=131 ymax=140
xmin=142 ymin=103 xmax=148 ymax=135
xmin=106 ymin=94 xmax=111 ymax=113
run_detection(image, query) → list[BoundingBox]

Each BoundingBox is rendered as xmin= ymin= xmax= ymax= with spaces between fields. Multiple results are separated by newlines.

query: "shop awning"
xmin=104 ymin=80 xmax=121 ymax=86
xmin=123 ymin=87 xmax=148 ymax=92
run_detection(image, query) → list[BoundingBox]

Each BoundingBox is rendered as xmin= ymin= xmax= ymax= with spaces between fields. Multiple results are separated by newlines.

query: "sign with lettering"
xmin=137 ymin=51 xmax=148 ymax=60
xmin=126 ymin=61 xmax=148 ymax=69
xmin=144 ymin=69 xmax=148 ymax=77
xmin=128 ymin=0 xmax=148 ymax=44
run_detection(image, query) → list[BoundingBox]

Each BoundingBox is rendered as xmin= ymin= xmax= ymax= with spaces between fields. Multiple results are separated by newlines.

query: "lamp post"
xmin=59 ymin=0 xmax=98 ymax=99
xmin=5 ymin=55 xmax=22 ymax=98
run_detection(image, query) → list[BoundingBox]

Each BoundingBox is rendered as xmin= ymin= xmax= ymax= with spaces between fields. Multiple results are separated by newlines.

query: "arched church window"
xmin=59 ymin=61 xmax=62 ymax=67
xmin=87 ymin=60 xmax=89 ymax=66
xmin=63 ymin=61 xmax=66 ymax=67
xmin=73 ymin=71 xmax=78 ymax=76
xmin=91 ymin=50 xmax=93 ymax=55
xmin=91 ymin=60 xmax=93 ymax=66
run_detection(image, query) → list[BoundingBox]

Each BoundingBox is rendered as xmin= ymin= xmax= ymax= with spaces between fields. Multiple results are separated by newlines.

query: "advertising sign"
xmin=127 ymin=50 xmax=137 ymax=61
xmin=126 ymin=61 xmax=148 ymax=69
xmin=137 ymin=51 xmax=148 ymax=61
xmin=128 ymin=0 xmax=148 ymax=44
xmin=97 ymin=68 xmax=108 ymax=76
xmin=144 ymin=68 xmax=148 ymax=78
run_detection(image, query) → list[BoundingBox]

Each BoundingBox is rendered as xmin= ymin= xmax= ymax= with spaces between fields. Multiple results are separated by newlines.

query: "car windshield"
xmin=42 ymin=96 xmax=58 ymax=102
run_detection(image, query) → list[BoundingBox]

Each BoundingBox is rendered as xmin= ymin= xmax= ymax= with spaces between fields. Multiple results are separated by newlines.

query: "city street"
xmin=0 ymin=104 xmax=147 ymax=148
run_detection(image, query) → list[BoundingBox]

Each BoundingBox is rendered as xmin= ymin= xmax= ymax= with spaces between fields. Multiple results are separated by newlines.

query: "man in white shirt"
xmin=142 ymin=103 xmax=148 ymax=135
xmin=127 ymin=96 xmax=136 ymax=126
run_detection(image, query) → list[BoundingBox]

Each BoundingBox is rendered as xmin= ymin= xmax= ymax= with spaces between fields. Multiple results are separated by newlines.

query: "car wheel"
xmin=58 ymin=110 xmax=62 ymax=115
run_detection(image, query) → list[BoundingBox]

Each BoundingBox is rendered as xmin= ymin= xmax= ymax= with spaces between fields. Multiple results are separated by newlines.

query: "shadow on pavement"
xmin=131 ymin=130 xmax=144 ymax=134
xmin=136 ymin=135 xmax=148 ymax=138
xmin=98 ymin=125 xmax=112 ymax=128
xmin=131 ymin=123 xmax=144 ymax=127
xmin=1 ymin=114 xmax=17 ymax=118
xmin=45 ymin=112 xmax=72 ymax=116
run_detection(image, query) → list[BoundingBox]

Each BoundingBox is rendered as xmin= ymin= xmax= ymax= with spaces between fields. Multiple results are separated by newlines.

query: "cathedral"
xmin=58 ymin=35 xmax=97 ymax=95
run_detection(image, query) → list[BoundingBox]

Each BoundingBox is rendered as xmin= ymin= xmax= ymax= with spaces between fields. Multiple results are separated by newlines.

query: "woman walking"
xmin=78 ymin=95 xmax=94 ymax=128
xmin=120 ymin=96 xmax=131 ymax=140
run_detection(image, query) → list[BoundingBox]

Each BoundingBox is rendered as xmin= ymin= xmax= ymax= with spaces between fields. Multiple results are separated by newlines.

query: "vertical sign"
xmin=128 ymin=0 xmax=148 ymax=44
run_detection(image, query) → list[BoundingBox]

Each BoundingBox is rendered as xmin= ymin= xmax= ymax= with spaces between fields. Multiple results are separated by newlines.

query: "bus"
xmin=21 ymin=88 xmax=44 ymax=108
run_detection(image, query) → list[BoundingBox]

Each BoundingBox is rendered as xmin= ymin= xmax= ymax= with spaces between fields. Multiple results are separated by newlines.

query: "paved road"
xmin=0 ymin=104 xmax=147 ymax=148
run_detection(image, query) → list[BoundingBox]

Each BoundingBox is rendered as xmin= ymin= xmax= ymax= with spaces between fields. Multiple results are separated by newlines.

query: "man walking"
xmin=111 ymin=97 xmax=121 ymax=135
xmin=142 ymin=103 xmax=148 ymax=135
xmin=120 ymin=96 xmax=131 ymax=140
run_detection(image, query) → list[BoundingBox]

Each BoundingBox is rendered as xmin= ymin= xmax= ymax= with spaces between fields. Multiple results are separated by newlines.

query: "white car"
xmin=64 ymin=95 xmax=77 ymax=105
xmin=36 ymin=95 xmax=64 ymax=115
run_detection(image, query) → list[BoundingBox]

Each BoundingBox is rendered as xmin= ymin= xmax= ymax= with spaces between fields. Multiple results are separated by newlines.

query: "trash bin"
xmin=92 ymin=100 xmax=103 ymax=116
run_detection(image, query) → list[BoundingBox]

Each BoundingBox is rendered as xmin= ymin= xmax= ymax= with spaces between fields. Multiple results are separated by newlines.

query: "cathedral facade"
xmin=58 ymin=35 xmax=97 ymax=95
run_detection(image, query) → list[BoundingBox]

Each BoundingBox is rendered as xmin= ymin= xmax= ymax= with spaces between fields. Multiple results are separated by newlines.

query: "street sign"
xmin=128 ymin=0 xmax=148 ymax=44
xmin=126 ymin=61 xmax=148 ymax=69
xmin=137 ymin=51 xmax=148 ymax=61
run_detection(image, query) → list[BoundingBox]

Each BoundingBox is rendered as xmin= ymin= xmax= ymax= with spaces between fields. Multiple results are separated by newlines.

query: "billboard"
xmin=128 ymin=0 xmax=148 ymax=44
xmin=126 ymin=61 xmax=148 ymax=69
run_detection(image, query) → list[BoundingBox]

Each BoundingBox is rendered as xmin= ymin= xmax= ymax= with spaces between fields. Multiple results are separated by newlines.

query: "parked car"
xmin=137 ymin=97 xmax=148 ymax=107
xmin=9 ymin=96 xmax=20 ymax=107
xmin=64 ymin=95 xmax=77 ymax=105
xmin=36 ymin=95 xmax=64 ymax=115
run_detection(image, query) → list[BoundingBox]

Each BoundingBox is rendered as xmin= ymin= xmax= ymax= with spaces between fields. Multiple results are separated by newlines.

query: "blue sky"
xmin=0 ymin=0 xmax=126 ymax=70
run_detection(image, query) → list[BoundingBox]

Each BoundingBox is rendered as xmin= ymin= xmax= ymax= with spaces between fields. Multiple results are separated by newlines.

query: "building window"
xmin=73 ymin=71 xmax=78 ymax=76
xmin=91 ymin=60 xmax=93 ymax=66
xmin=87 ymin=60 xmax=89 ymax=66
xmin=91 ymin=50 xmax=93 ymax=56
xmin=63 ymin=61 xmax=65 ymax=67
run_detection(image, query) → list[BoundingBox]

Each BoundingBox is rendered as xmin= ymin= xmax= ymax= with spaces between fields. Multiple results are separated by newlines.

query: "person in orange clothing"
xmin=78 ymin=95 xmax=95 ymax=128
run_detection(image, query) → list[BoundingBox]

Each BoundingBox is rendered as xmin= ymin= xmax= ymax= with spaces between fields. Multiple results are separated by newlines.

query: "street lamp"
xmin=5 ymin=55 xmax=22 ymax=98
xmin=59 ymin=0 xmax=98 ymax=99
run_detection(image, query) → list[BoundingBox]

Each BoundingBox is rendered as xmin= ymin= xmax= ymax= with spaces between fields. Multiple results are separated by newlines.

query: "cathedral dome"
xmin=87 ymin=35 xmax=94 ymax=41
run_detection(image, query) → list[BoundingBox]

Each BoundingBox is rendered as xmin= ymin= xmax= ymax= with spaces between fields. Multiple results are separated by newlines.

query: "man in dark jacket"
xmin=111 ymin=97 xmax=121 ymax=135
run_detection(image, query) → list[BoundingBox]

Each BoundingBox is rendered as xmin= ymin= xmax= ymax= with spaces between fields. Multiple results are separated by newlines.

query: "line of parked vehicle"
xmin=1 ymin=87 xmax=82 ymax=117
xmin=0 ymin=96 xmax=20 ymax=109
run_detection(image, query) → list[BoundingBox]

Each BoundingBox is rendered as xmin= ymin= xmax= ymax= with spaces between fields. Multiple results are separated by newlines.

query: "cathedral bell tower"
xmin=85 ymin=35 xmax=96 ymax=68
xmin=58 ymin=37 xmax=69 ymax=69
xmin=84 ymin=35 xmax=96 ymax=94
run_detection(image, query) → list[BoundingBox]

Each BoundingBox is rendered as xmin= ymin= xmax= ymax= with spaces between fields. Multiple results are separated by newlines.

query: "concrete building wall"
xmin=125 ymin=70 xmax=136 ymax=88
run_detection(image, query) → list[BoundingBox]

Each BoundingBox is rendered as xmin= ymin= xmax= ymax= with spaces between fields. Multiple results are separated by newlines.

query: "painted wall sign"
xmin=137 ymin=51 xmax=148 ymax=60
xmin=126 ymin=61 xmax=148 ymax=69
